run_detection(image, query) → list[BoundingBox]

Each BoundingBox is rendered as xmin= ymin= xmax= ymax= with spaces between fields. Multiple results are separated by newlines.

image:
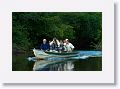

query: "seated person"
xmin=49 ymin=38 xmax=60 ymax=52
xmin=40 ymin=39 xmax=50 ymax=51
xmin=63 ymin=39 xmax=67 ymax=51
xmin=65 ymin=39 xmax=74 ymax=52
xmin=59 ymin=40 xmax=64 ymax=53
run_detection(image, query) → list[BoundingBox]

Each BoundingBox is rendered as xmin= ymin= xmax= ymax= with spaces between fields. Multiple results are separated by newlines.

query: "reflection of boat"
xmin=31 ymin=50 xmax=102 ymax=71
xmin=33 ymin=48 xmax=78 ymax=59
xmin=33 ymin=60 xmax=75 ymax=71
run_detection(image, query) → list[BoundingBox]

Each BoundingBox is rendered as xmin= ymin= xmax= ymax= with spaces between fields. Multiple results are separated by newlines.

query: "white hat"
xmin=65 ymin=39 xmax=68 ymax=41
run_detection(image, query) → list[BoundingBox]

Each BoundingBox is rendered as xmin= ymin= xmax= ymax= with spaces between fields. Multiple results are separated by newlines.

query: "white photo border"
xmin=0 ymin=0 xmax=114 ymax=83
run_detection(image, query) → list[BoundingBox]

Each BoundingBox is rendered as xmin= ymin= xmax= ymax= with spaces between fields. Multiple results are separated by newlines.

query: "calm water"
xmin=35 ymin=57 xmax=102 ymax=71
xmin=12 ymin=51 xmax=102 ymax=71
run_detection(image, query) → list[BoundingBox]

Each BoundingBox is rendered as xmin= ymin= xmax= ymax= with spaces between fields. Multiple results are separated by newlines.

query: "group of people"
xmin=40 ymin=38 xmax=74 ymax=53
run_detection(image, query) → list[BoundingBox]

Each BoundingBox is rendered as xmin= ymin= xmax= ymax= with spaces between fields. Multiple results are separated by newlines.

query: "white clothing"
xmin=63 ymin=43 xmax=67 ymax=51
xmin=50 ymin=39 xmax=60 ymax=47
xmin=65 ymin=43 xmax=74 ymax=52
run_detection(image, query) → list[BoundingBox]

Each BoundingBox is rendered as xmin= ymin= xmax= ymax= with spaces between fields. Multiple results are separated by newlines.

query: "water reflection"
xmin=30 ymin=51 xmax=102 ymax=71
xmin=13 ymin=51 xmax=102 ymax=71
xmin=48 ymin=61 xmax=74 ymax=71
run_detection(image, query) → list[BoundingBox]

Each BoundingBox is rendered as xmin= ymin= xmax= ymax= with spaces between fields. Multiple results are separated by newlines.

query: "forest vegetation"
xmin=12 ymin=12 xmax=102 ymax=52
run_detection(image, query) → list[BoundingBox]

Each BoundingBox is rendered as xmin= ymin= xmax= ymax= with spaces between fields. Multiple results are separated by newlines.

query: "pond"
xmin=12 ymin=51 xmax=102 ymax=71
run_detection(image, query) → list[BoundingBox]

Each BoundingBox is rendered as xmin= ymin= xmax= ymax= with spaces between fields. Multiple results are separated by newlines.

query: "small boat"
xmin=45 ymin=51 xmax=78 ymax=55
xmin=33 ymin=48 xmax=78 ymax=59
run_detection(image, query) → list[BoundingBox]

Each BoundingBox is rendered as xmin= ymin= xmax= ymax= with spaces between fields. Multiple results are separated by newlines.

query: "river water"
xmin=13 ymin=51 xmax=102 ymax=71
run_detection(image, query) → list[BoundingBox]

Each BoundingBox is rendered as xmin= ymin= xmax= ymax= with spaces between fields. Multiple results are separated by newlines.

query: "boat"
xmin=45 ymin=51 xmax=78 ymax=55
xmin=33 ymin=48 xmax=78 ymax=59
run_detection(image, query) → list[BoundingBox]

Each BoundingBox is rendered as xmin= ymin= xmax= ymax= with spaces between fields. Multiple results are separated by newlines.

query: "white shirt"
xmin=50 ymin=40 xmax=60 ymax=47
xmin=65 ymin=43 xmax=74 ymax=52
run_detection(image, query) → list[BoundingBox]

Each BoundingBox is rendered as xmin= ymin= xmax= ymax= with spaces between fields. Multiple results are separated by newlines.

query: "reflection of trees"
xmin=49 ymin=61 xmax=74 ymax=71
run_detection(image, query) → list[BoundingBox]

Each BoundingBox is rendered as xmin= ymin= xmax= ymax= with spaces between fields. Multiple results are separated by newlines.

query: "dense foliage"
xmin=12 ymin=12 xmax=102 ymax=51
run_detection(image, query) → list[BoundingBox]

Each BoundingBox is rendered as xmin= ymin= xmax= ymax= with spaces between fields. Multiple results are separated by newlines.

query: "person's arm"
xmin=50 ymin=41 xmax=53 ymax=45
xmin=70 ymin=43 xmax=75 ymax=51
xmin=56 ymin=40 xmax=60 ymax=47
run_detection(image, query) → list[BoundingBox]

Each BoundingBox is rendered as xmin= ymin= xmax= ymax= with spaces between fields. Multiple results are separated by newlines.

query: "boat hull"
xmin=33 ymin=49 xmax=78 ymax=59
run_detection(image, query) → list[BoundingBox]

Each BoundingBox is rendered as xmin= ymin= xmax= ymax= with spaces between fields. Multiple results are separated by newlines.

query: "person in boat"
xmin=59 ymin=40 xmax=64 ymax=53
xmin=49 ymin=38 xmax=60 ymax=52
xmin=64 ymin=39 xmax=75 ymax=52
xmin=49 ymin=40 xmax=53 ymax=52
xmin=40 ymin=39 xmax=50 ymax=51
xmin=63 ymin=39 xmax=67 ymax=52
